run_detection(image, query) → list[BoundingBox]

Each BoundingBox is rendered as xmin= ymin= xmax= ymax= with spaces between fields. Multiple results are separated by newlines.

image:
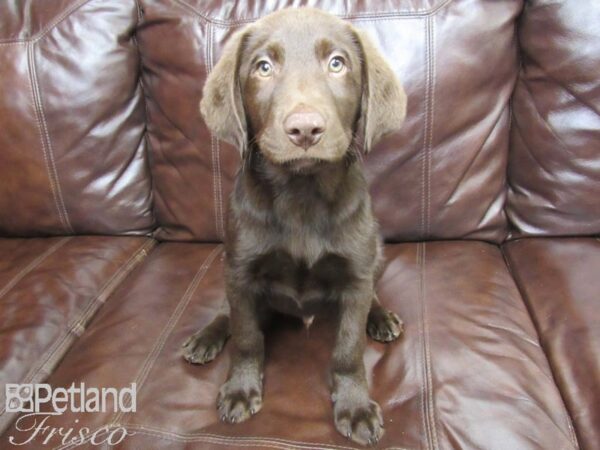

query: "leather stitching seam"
xmin=67 ymin=239 xmax=156 ymax=331
xmin=96 ymin=245 xmax=224 ymax=437
xmin=0 ymin=238 xmax=154 ymax=420
xmin=18 ymin=239 xmax=154 ymax=383
xmin=420 ymin=17 xmax=435 ymax=239
xmin=421 ymin=242 xmax=439 ymax=449
xmin=70 ymin=423 xmax=416 ymax=450
xmin=27 ymin=42 xmax=73 ymax=233
xmin=175 ymin=0 xmax=453 ymax=26
xmin=417 ymin=243 xmax=427 ymax=450
xmin=31 ymin=239 xmax=156 ymax=385
xmin=0 ymin=0 xmax=90 ymax=45
xmin=420 ymin=21 xmax=429 ymax=239
xmin=426 ymin=18 xmax=436 ymax=238
xmin=205 ymin=22 xmax=225 ymax=240
xmin=0 ymin=237 xmax=70 ymax=301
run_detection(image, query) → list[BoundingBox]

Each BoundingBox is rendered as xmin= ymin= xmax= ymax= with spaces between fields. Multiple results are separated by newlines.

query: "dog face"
xmin=238 ymin=12 xmax=363 ymax=171
xmin=201 ymin=8 xmax=406 ymax=171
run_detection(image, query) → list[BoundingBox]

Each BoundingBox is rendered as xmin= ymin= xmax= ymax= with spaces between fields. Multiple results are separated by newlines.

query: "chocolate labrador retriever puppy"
xmin=183 ymin=8 xmax=406 ymax=446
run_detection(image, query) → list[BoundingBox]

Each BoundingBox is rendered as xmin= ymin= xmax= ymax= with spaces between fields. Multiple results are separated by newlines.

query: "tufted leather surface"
xmin=506 ymin=0 xmax=600 ymax=238
xmin=138 ymin=0 xmax=519 ymax=243
xmin=2 ymin=241 xmax=578 ymax=449
xmin=0 ymin=0 xmax=154 ymax=236
xmin=504 ymin=238 xmax=600 ymax=450
xmin=0 ymin=236 xmax=155 ymax=434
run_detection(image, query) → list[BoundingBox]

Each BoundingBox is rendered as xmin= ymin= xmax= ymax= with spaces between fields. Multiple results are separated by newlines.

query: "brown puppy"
xmin=183 ymin=8 xmax=406 ymax=446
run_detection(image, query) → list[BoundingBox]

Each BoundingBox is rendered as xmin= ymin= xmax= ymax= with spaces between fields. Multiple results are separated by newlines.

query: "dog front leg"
xmin=332 ymin=281 xmax=384 ymax=446
xmin=217 ymin=289 xmax=265 ymax=423
xmin=182 ymin=309 xmax=230 ymax=364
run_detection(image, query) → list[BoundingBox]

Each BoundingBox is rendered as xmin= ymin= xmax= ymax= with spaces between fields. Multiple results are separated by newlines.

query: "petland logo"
xmin=5 ymin=383 xmax=136 ymax=446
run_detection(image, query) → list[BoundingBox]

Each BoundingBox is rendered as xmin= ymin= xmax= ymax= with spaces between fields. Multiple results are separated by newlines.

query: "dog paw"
xmin=182 ymin=329 xmax=227 ymax=365
xmin=333 ymin=397 xmax=384 ymax=446
xmin=367 ymin=307 xmax=403 ymax=343
xmin=217 ymin=377 xmax=263 ymax=423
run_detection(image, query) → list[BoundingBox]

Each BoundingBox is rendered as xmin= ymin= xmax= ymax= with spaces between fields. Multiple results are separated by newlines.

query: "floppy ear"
xmin=352 ymin=27 xmax=407 ymax=153
xmin=200 ymin=27 xmax=250 ymax=157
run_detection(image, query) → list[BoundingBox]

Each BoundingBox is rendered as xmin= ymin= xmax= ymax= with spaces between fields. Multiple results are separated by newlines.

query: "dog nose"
xmin=283 ymin=109 xmax=325 ymax=150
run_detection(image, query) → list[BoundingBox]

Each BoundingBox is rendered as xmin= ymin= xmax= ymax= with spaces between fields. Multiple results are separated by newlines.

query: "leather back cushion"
xmin=139 ymin=0 xmax=521 ymax=243
xmin=0 ymin=0 xmax=154 ymax=236
xmin=507 ymin=0 xmax=600 ymax=238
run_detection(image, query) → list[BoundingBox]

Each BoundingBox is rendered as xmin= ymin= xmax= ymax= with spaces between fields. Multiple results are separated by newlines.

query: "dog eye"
xmin=256 ymin=60 xmax=273 ymax=77
xmin=328 ymin=56 xmax=346 ymax=74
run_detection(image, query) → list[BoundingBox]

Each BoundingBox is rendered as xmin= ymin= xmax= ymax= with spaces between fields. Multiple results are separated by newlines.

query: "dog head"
xmin=200 ymin=8 xmax=406 ymax=172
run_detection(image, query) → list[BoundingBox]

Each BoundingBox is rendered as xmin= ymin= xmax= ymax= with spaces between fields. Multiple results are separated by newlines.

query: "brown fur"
xmin=184 ymin=8 xmax=406 ymax=446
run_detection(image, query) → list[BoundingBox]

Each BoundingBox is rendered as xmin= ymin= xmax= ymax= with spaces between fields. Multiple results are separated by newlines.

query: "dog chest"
xmin=249 ymin=249 xmax=353 ymax=317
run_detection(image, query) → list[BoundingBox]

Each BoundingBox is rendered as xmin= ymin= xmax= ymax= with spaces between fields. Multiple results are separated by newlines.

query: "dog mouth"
xmin=256 ymin=132 xmax=352 ymax=172
xmin=282 ymin=157 xmax=325 ymax=172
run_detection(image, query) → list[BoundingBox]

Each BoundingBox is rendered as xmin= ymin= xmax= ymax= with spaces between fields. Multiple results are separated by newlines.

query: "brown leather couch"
xmin=0 ymin=1 xmax=598 ymax=449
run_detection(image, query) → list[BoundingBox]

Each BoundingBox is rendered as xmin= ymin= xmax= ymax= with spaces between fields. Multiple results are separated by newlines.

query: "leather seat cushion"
xmin=2 ymin=241 xmax=577 ymax=449
xmin=504 ymin=238 xmax=600 ymax=450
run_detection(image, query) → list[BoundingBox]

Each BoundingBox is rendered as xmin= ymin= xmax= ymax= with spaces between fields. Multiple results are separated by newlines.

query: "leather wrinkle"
xmin=521 ymin=78 xmax=572 ymax=153
xmin=512 ymin=107 xmax=556 ymax=181
xmin=443 ymin=105 xmax=507 ymax=207
xmin=525 ymin=52 xmax=600 ymax=119
xmin=131 ymin=0 xmax=156 ymax=228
